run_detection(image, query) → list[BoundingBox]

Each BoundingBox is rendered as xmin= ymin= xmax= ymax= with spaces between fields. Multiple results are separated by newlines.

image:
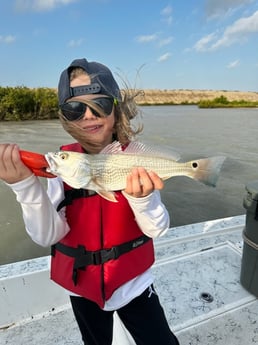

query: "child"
xmin=0 ymin=58 xmax=180 ymax=345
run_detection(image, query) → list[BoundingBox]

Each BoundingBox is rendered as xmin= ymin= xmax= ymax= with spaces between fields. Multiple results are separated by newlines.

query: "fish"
xmin=43 ymin=141 xmax=226 ymax=202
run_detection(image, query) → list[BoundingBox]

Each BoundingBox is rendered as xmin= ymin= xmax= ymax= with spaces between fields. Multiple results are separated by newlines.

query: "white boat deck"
xmin=1 ymin=215 xmax=258 ymax=345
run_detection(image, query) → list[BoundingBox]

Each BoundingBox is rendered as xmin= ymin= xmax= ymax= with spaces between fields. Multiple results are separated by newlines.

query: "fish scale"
xmin=87 ymin=153 xmax=220 ymax=192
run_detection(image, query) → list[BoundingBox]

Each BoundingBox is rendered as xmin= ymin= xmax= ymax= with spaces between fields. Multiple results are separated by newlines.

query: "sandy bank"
xmin=135 ymin=89 xmax=258 ymax=105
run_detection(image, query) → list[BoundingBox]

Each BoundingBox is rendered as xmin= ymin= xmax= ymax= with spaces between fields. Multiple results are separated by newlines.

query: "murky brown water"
xmin=1 ymin=105 xmax=257 ymax=264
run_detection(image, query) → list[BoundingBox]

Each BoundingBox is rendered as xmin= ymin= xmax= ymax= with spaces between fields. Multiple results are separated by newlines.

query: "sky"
xmin=0 ymin=0 xmax=258 ymax=92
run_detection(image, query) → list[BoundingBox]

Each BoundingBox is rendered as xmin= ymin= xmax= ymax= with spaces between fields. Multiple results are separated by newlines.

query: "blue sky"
xmin=1 ymin=0 xmax=258 ymax=91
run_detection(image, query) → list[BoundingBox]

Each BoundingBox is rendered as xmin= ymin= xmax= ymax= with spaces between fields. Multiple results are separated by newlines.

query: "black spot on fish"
xmin=192 ymin=162 xmax=198 ymax=168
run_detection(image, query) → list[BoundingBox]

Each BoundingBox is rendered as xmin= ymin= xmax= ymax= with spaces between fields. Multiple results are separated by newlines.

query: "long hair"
xmin=59 ymin=67 xmax=144 ymax=147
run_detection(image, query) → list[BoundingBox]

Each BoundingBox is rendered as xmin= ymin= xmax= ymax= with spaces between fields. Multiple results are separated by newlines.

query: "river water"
xmin=1 ymin=105 xmax=258 ymax=264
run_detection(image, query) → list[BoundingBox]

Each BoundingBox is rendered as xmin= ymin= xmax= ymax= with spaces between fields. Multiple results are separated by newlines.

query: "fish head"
xmin=45 ymin=151 xmax=92 ymax=189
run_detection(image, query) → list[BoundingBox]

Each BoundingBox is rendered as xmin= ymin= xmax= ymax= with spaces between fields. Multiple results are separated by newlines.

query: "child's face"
xmin=68 ymin=74 xmax=116 ymax=150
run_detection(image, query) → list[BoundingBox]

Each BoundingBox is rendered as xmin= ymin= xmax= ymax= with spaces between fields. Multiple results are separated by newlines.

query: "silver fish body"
xmin=45 ymin=141 xmax=225 ymax=202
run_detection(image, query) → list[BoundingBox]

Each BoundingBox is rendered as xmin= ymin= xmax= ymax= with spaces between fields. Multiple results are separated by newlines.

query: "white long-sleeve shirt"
xmin=8 ymin=174 xmax=170 ymax=310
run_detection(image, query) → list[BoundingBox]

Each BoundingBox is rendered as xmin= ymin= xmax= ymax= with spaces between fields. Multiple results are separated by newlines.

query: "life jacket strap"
xmin=57 ymin=188 xmax=97 ymax=211
xmin=51 ymin=235 xmax=151 ymax=285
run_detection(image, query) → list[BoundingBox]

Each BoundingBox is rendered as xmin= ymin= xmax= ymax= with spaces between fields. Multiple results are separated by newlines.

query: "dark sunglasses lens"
xmin=93 ymin=98 xmax=114 ymax=115
xmin=60 ymin=98 xmax=114 ymax=121
xmin=60 ymin=102 xmax=86 ymax=121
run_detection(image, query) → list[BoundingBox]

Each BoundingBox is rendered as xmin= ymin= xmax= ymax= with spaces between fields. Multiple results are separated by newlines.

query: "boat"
xmin=1 ymin=214 xmax=257 ymax=344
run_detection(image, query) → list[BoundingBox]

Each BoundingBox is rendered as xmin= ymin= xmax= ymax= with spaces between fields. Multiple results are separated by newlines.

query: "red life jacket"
xmin=50 ymin=142 xmax=155 ymax=308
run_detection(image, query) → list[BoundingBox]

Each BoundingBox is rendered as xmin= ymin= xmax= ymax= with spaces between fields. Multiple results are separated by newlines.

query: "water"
xmin=1 ymin=105 xmax=257 ymax=264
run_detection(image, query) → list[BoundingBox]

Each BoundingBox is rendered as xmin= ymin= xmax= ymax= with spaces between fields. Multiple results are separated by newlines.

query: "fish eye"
xmin=192 ymin=162 xmax=198 ymax=169
xmin=60 ymin=152 xmax=69 ymax=160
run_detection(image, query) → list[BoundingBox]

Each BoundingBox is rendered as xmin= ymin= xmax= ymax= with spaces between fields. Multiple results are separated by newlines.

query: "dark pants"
xmin=70 ymin=285 xmax=180 ymax=345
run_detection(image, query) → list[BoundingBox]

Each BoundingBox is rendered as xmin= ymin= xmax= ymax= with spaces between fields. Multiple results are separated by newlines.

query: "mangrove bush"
xmin=199 ymin=95 xmax=258 ymax=108
xmin=0 ymin=86 xmax=59 ymax=121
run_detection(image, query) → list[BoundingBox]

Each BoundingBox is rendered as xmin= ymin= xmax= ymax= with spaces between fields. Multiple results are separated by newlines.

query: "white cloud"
xmin=0 ymin=35 xmax=16 ymax=43
xmin=160 ymin=5 xmax=173 ymax=25
xmin=205 ymin=0 xmax=253 ymax=19
xmin=157 ymin=53 xmax=171 ymax=62
xmin=211 ymin=10 xmax=258 ymax=50
xmin=159 ymin=36 xmax=173 ymax=47
xmin=67 ymin=38 xmax=83 ymax=47
xmin=164 ymin=15 xmax=172 ymax=26
xmin=193 ymin=32 xmax=217 ymax=52
xmin=136 ymin=33 xmax=173 ymax=49
xmin=160 ymin=5 xmax=172 ymax=16
xmin=15 ymin=0 xmax=77 ymax=12
xmin=227 ymin=59 xmax=240 ymax=68
xmin=135 ymin=34 xmax=158 ymax=43
xmin=194 ymin=10 xmax=258 ymax=51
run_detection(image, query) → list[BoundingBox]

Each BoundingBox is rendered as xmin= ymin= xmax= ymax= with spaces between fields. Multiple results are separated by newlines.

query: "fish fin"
xmin=100 ymin=141 xmax=181 ymax=161
xmin=124 ymin=141 xmax=181 ymax=161
xmin=189 ymin=156 xmax=226 ymax=187
xmin=100 ymin=141 xmax=123 ymax=154
xmin=161 ymin=176 xmax=172 ymax=181
xmin=90 ymin=176 xmax=118 ymax=202
xmin=97 ymin=190 xmax=118 ymax=202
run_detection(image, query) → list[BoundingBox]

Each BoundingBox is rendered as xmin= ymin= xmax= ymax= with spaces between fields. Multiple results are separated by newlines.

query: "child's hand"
xmin=124 ymin=167 xmax=164 ymax=198
xmin=0 ymin=144 xmax=33 ymax=184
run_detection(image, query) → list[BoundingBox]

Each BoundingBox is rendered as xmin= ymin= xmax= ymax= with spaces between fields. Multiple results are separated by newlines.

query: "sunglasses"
xmin=60 ymin=97 xmax=117 ymax=121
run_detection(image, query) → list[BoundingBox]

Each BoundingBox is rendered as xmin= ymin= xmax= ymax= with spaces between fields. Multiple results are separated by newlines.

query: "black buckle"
xmin=70 ymin=83 xmax=101 ymax=97
xmin=93 ymin=248 xmax=118 ymax=265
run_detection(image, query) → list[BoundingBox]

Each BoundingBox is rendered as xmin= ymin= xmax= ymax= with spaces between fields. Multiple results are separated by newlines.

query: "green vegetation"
xmin=0 ymin=86 xmax=59 ymax=121
xmin=138 ymin=101 xmax=197 ymax=106
xmin=198 ymin=95 xmax=258 ymax=108
xmin=1 ymin=87 xmax=257 ymax=121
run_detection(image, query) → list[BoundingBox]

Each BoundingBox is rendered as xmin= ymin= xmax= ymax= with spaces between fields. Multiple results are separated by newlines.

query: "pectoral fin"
xmin=161 ymin=176 xmax=172 ymax=181
xmin=97 ymin=191 xmax=118 ymax=202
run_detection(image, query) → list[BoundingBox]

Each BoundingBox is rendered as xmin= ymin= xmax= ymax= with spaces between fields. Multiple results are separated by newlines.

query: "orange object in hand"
xmin=19 ymin=150 xmax=56 ymax=178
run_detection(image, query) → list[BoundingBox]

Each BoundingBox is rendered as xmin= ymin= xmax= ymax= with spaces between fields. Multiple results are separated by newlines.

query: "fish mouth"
xmin=45 ymin=153 xmax=58 ymax=173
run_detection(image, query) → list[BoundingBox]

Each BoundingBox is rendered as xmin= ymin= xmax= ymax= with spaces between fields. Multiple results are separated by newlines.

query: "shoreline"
xmin=0 ymin=88 xmax=258 ymax=122
xmin=135 ymin=89 xmax=258 ymax=105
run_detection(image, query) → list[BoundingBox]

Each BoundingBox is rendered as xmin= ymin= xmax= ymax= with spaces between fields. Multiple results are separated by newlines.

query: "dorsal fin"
xmin=100 ymin=141 xmax=123 ymax=154
xmin=100 ymin=141 xmax=181 ymax=161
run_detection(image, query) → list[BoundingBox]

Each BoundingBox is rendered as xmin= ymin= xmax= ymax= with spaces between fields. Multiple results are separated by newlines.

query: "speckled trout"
xmin=43 ymin=141 xmax=226 ymax=202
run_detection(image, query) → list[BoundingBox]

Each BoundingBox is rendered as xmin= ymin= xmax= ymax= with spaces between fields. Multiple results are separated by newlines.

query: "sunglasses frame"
xmin=60 ymin=97 xmax=117 ymax=121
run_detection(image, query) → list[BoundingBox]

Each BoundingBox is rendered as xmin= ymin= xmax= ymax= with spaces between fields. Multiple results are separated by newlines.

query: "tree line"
xmin=0 ymin=87 xmax=257 ymax=121
xmin=0 ymin=86 xmax=59 ymax=121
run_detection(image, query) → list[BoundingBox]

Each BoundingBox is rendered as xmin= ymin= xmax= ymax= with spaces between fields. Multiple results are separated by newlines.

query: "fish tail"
xmin=189 ymin=156 xmax=226 ymax=187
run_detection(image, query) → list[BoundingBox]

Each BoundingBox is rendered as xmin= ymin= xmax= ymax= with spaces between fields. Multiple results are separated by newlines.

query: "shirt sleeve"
xmin=122 ymin=190 xmax=170 ymax=238
xmin=6 ymin=175 xmax=70 ymax=247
